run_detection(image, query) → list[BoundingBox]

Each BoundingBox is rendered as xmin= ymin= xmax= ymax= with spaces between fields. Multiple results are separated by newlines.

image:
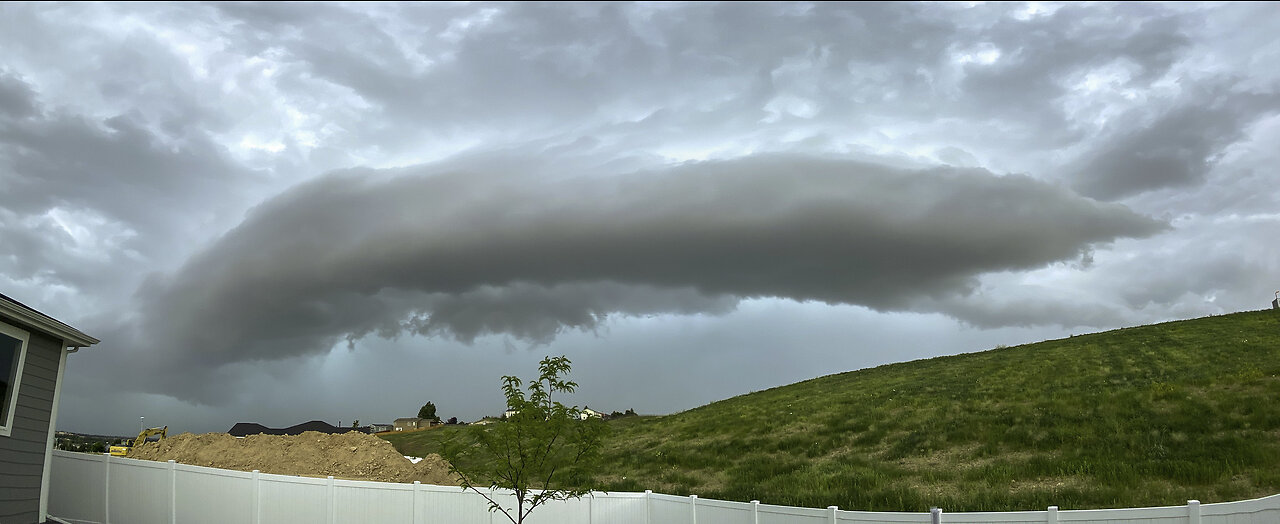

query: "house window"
xmin=0 ymin=320 xmax=30 ymax=438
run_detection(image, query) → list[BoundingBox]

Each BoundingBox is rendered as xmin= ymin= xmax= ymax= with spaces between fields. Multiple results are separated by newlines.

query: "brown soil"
xmin=127 ymin=431 xmax=460 ymax=485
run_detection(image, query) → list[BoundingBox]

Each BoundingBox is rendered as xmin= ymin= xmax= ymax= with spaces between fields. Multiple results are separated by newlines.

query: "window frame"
xmin=0 ymin=318 xmax=30 ymax=438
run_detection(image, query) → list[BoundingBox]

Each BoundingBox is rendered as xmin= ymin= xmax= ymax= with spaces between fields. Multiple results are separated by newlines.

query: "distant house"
xmin=393 ymin=418 xmax=431 ymax=431
xmin=228 ymin=420 xmax=366 ymax=437
xmin=579 ymin=407 xmax=605 ymax=421
xmin=503 ymin=409 xmax=518 ymax=419
xmin=227 ymin=422 xmax=274 ymax=437
xmin=369 ymin=423 xmax=394 ymax=433
xmin=1 ymin=292 xmax=99 ymax=523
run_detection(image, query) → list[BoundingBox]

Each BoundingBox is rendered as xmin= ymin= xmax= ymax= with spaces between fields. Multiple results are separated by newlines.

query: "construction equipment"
xmin=109 ymin=426 xmax=167 ymax=456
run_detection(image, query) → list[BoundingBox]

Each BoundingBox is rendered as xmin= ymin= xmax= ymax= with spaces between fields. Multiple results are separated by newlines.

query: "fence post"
xmin=102 ymin=453 xmax=110 ymax=524
xmin=1188 ymin=500 xmax=1201 ymax=524
xmin=644 ymin=490 xmax=652 ymax=524
xmin=751 ymin=500 xmax=760 ymax=524
xmin=690 ymin=494 xmax=698 ymax=524
xmin=588 ymin=492 xmax=594 ymax=524
xmin=1047 ymin=505 xmax=1057 ymax=524
xmin=168 ymin=460 xmax=177 ymax=524
xmin=828 ymin=505 xmax=838 ymax=524
xmin=326 ymin=476 xmax=335 ymax=524
xmin=412 ymin=481 xmax=420 ymax=524
xmin=930 ymin=507 xmax=942 ymax=524
xmin=251 ymin=470 xmax=261 ymax=524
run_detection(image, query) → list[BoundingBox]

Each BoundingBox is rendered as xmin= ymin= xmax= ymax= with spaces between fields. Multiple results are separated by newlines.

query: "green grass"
xmin=382 ymin=309 xmax=1280 ymax=512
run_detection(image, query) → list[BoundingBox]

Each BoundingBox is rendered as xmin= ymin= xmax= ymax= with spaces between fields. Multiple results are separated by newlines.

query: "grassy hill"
xmin=383 ymin=309 xmax=1280 ymax=512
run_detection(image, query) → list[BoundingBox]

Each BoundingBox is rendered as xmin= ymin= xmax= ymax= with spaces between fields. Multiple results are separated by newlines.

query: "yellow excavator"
xmin=109 ymin=426 xmax=167 ymax=456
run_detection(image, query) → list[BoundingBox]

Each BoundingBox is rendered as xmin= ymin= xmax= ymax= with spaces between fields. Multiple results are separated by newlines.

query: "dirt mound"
xmin=128 ymin=431 xmax=460 ymax=485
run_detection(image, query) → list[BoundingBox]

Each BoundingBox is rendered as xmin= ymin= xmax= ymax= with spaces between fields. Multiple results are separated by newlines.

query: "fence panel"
xmin=415 ymin=483 xmax=492 ymax=524
xmin=1059 ymin=504 xmax=1189 ymax=524
xmin=48 ymin=451 xmax=106 ymax=523
xmin=759 ymin=502 xmax=831 ymax=524
xmin=587 ymin=492 xmax=648 ymax=524
xmin=106 ymin=456 xmax=170 ymax=524
xmin=258 ymin=474 xmax=330 ymax=523
xmin=837 ymin=509 xmax=931 ymax=523
xmin=650 ymin=492 xmax=694 ymax=524
xmin=699 ymin=497 xmax=755 ymax=524
xmin=334 ymin=479 xmax=414 ymax=523
xmin=520 ymin=494 xmax=590 ymax=524
xmin=174 ymin=464 xmax=252 ymax=524
xmin=946 ymin=510 xmax=1047 ymax=523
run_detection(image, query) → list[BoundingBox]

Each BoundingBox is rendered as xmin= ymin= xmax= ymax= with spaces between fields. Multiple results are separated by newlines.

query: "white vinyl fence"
xmin=48 ymin=450 xmax=1280 ymax=524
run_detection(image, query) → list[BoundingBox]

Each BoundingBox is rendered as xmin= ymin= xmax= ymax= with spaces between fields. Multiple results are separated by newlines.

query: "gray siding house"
xmin=0 ymin=293 xmax=98 ymax=524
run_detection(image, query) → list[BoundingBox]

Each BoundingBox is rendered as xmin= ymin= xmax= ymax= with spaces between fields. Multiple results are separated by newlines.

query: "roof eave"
xmin=0 ymin=300 xmax=99 ymax=348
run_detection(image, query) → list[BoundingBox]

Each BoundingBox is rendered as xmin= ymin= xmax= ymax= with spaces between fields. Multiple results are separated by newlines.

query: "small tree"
xmin=418 ymin=401 xmax=438 ymax=422
xmin=443 ymin=356 xmax=606 ymax=524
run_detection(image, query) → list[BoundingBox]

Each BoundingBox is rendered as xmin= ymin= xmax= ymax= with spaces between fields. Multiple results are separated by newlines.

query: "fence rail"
xmin=48 ymin=450 xmax=1280 ymax=524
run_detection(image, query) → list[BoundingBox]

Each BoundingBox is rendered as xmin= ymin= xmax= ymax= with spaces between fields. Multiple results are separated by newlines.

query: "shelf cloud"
xmin=131 ymin=154 xmax=1164 ymax=385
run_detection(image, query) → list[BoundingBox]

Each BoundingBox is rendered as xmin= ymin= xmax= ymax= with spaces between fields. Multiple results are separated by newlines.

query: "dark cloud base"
xmin=125 ymin=153 xmax=1165 ymax=401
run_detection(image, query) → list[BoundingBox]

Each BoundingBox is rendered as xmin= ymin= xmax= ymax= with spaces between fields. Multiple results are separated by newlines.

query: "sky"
xmin=2 ymin=2 xmax=1278 ymax=436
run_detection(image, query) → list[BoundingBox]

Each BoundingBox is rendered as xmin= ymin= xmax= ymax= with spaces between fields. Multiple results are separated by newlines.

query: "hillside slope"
xmin=385 ymin=309 xmax=1280 ymax=511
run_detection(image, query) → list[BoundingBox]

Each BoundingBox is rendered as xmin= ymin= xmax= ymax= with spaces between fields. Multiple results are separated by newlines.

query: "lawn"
xmin=383 ymin=309 xmax=1280 ymax=512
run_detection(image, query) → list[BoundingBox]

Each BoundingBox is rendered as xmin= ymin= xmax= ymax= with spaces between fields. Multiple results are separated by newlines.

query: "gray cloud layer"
xmin=128 ymin=154 xmax=1164 ymax=400
xmin=1071 ymin=87 xmax=1280 ymax=200
xmin=2 ymin=2 xmax=1277 ymax=432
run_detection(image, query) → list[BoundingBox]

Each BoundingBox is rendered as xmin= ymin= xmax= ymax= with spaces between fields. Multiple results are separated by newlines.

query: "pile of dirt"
xmin=128 ymin=431 xmax=460 ymax=485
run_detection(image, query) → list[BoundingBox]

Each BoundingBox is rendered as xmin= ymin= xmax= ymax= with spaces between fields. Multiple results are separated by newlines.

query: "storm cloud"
xmin=133 ymin=154 xmax=1164 ymax=383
